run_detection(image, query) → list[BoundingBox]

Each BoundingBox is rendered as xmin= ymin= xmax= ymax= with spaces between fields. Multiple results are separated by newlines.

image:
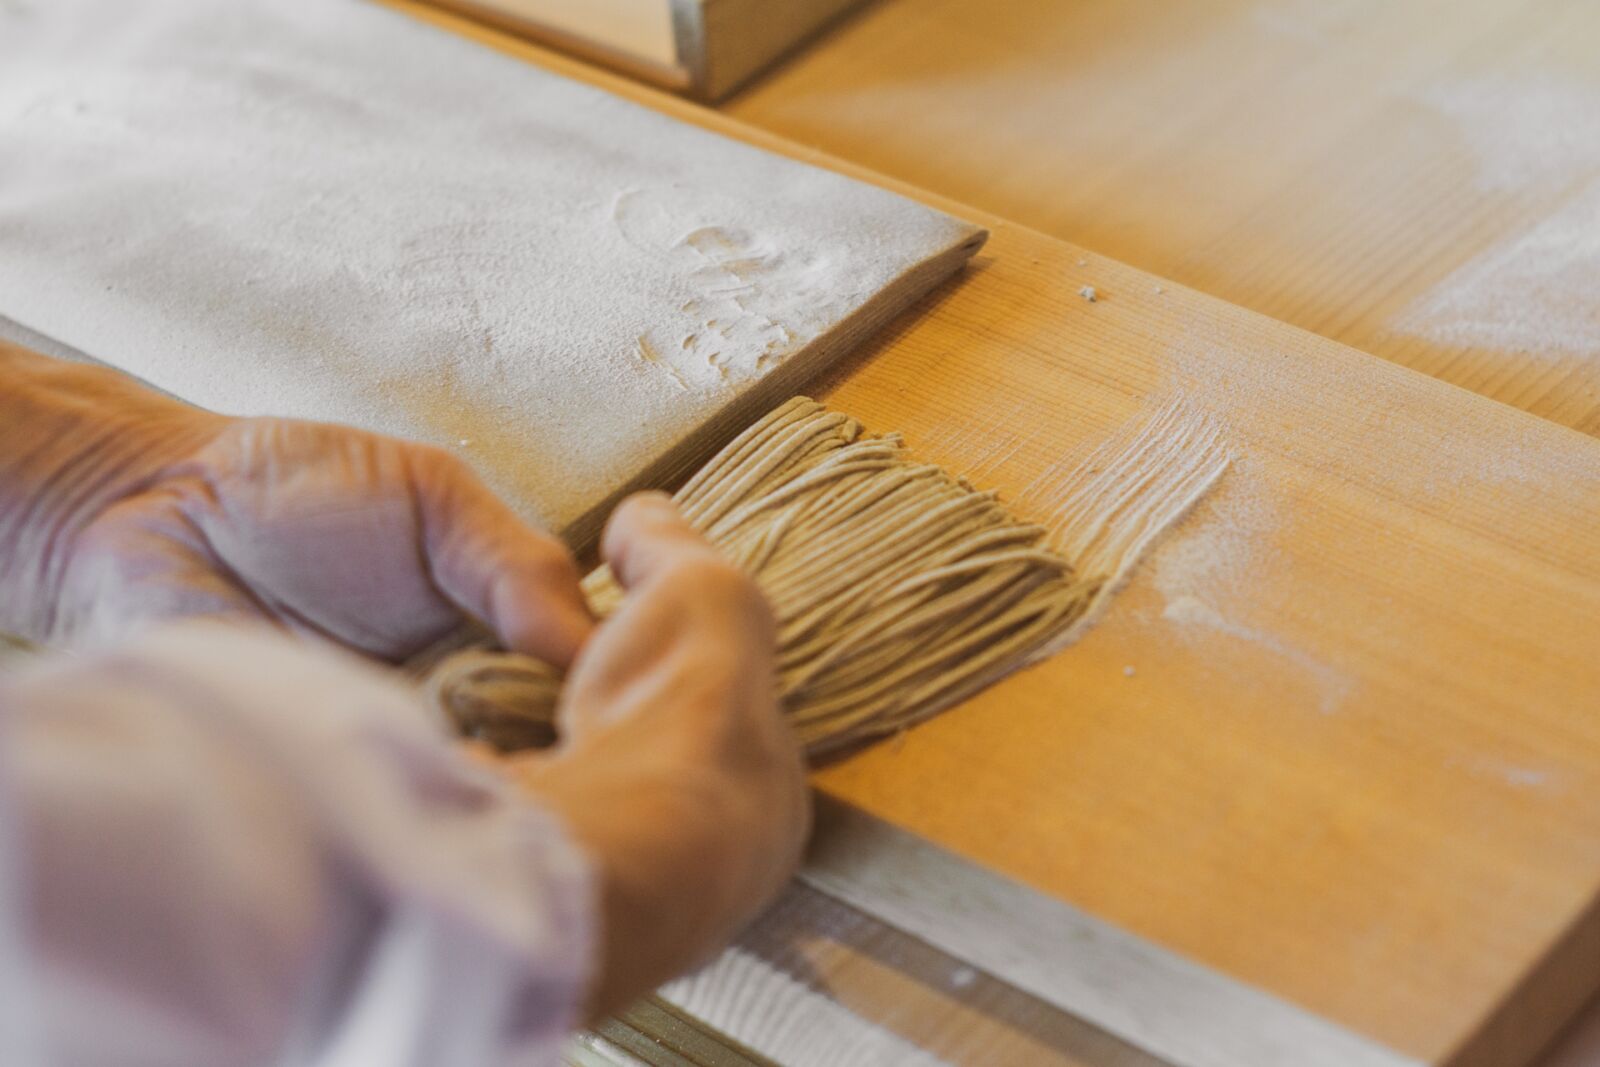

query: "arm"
xmin=0 ymin=623 xmax=597 ymax=1066
xmin=0 ymin=501 xmax=806 ymax=1059
xmin=0 ymin=343 xmax=808 ymax=1049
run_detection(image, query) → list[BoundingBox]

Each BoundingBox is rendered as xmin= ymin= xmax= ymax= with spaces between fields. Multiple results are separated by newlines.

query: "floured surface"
xmin=0 ymin=0 xmax=981 ymax=540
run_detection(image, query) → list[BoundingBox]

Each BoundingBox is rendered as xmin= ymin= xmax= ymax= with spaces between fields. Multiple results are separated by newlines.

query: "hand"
xmin=510 ymin=494 xmax=809 ymax=1018
xmin=0 ymin=342 xmax=591 ymax=664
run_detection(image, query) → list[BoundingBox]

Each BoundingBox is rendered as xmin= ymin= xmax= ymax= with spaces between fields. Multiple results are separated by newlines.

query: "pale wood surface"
xmin=802 ymin=217 xmax=1600 ymax=1067
xmin=418 ymin=7 xmax=1600 ymax=1065
xmin=674 ymin=0 xmax=871 ymax=100
xmin=725 ymin=0 xmax=1600 ymax=438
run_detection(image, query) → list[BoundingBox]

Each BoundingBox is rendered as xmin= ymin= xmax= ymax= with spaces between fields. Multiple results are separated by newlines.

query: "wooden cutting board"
xmin=357 ymin=8 xmax=1600 ymax=1064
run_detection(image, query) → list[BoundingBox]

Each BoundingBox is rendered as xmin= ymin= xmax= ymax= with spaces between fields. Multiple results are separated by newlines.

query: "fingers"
xmin=523 ymin=491 xmax=806 ymax=1016
xmin=411 ymin=449 xmax=594 ymax=667
xmin=600 ymin=492 xmax=725 ymax=591
xmin=564 ymin=492 xmax=778 ymax=741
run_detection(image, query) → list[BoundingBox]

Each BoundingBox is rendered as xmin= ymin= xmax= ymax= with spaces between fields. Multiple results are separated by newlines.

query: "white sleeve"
xmin=0 ymin=622 xmax=595 ymax=1067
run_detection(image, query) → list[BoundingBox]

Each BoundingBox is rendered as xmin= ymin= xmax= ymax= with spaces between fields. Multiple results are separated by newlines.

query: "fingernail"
xmin=630 ymin=490 xmax=675 ymax=511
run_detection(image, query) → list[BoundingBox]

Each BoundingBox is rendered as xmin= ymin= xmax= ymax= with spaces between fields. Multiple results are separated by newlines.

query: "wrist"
xmin=508 ymin=743 xmax=795 ymax=1019
xmin=0 ymin=343 xmax=225 ymax=638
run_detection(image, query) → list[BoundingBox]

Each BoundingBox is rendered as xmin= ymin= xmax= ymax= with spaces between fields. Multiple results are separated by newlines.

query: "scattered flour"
xmin=1393 ymin=75 xmax=1600 ymax=365
xmin=948 ymin=966 xmax=978 ymax=990
xmin=1449 ymin=757 xmax=1562 ymax=795
xmin=1393 ymin=178 xmax=1600 ymax=364
xmin=1415 ymin=75 xmax=1600 ymax=194
xmin=1145 ymin=318 xmax=1599 ymax=721
xmin=1142 ymin=450 xmax=1355 ymax=717
xmin=1248 ymin=0 xmax=1366 ymax=47
xmin=1160 ymin=593 xmax=1352 ymax=715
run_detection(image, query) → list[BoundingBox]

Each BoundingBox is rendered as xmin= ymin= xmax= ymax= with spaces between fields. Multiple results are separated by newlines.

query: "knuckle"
xmin=677 ymin=556 xmax=753 ymax=598
xmin=678 ymin=558 xmax=775 ymax=631
xmin=520 ymin=539 xmax=581 ymax=583
xmin=410 ymin=441 xmax=470 ymax=481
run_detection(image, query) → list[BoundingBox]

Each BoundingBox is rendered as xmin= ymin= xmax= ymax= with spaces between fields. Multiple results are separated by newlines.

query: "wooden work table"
xmin=716 ymin=4 xmax=1600 ymax=1060
xmin=726 ymin=0 xmax=1600 ymax=440
xmin=376 ymin=4 xmax=1600 ymax=1066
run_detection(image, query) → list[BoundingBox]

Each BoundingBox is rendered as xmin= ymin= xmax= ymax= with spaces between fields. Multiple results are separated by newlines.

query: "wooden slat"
xmin=799 ymin=221 xmax=1600 ymax=1067
xmin=724 ymin=0 xmax=1600 ymax=438
xmin=660 ymin=867 xmax=1173 ymax=1067
xmin=394 ymin=8 xmax=1600 ymax=1064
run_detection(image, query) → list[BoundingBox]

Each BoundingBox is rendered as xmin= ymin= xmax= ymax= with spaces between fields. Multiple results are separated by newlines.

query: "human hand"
xmin=510 ymin=493 xmax=809 ymax=1017
xmin=0 ymin=343 xmax=591 ymax=664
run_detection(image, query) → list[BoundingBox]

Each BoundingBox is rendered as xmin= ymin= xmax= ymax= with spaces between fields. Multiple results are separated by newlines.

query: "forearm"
xmin=0 ymin=623 xmax=595 ymax=1063
xmin=0 ymin=342 xmax=221 ymax=636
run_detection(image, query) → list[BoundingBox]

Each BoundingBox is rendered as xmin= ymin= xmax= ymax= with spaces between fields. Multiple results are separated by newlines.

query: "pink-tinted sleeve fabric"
xmin=0 ymin=622 xmax=595 ymax=1067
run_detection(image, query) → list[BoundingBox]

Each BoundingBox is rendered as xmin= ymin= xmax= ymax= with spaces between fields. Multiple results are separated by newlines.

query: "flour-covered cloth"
xmin=0 ymin=624 xmax=594 ymax=1067
xmin=0 ymin=0 xmax=983 ymax=545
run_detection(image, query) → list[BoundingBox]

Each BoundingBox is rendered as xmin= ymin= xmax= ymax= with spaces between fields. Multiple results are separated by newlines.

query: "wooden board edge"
xmin=424 ymin=0 xmax=694 ymax=91
xmin=556 ymin=227 xmax=987 ymax=550
xmin=668 ymin=0 xmax=711 ymax=98
xmin=800 ymin=795 xmax=1429 ymax=1067
xmin=1445 ymin=892 xmax=1600 ymax=1067
xmin=686 ymin=0 xmax=876 ymax=101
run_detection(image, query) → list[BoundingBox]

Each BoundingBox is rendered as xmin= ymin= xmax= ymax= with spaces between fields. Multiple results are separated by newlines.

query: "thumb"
xmin=411 ymin=447 xmax=594 ymax=666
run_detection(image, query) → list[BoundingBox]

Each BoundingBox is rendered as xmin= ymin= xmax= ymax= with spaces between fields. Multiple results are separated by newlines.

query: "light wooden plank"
xmin=795 ymin=799 xmax=1418 ymax=1067
xmin=801 ymin=225 xmax=1600 ymax=1067
xmin=725 ymin=0 xmax=1600 ymax=438
xmin=662 ymin=865 xmax=1174 ymax=1067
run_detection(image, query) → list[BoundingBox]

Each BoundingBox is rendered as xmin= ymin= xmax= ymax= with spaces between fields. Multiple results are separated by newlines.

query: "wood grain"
xmin=661 ymin=875 xmax=1172 ymax=1067
xmin=724 ymin=0 xmax=1600 ymax=437
xmin=802 ymin=223 xmax=1600 ymax=1067
xmin=390 ymin=8 xmax=1600 ymax=1064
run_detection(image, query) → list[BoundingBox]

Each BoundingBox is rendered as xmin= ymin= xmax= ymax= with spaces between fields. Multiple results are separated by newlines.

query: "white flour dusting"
xmin=1394 ymin=75 xmax=1600 ymax=365
xmin=1161 ymin=593 xmax=1352 ymax=715
xmin=1453 ymin=759 xmax=1557 ymax=793
xmin=1248 ymin=0 xmax=1366 ymax=47
xmin=1415 ymin=75 xmax=1600 ymax=193
xmin=1144 ymin=314 xmax=1600 ymax=721
xmin=0 ymin=0 xmax=982 ymax=541
xmin=1394 ymin=178 xmax=1600 ymax=364
xmin=1142 ymin=446 xmax=1355 ymax=716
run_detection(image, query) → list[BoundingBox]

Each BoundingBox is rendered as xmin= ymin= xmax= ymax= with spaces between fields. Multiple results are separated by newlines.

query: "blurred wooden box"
xmin=429 ymin=0 xmax=868 ymax=99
